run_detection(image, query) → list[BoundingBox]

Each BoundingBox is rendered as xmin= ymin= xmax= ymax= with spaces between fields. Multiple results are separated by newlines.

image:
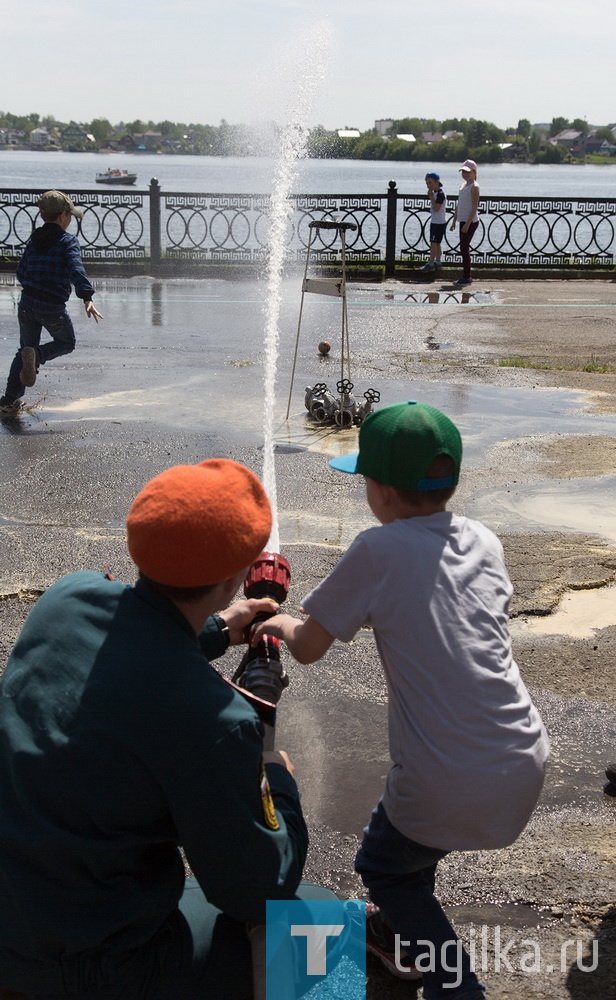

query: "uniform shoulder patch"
xmin=260 ymin=762 xmax=280 ymax=830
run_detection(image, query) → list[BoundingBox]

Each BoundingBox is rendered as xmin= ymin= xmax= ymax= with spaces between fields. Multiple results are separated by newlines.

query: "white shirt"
xmin=457 ymin=181 xmax=479 ymax=223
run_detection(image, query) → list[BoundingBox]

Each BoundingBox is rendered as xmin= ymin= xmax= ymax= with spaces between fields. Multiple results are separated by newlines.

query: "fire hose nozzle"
xmin=232 ymin=552 xmax=291 ymax=706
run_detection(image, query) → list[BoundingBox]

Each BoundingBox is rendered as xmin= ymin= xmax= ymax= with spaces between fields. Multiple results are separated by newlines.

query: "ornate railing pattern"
xmin=0 ymin=189 xmax=148 ymax=260
xmin=1 ymin=182 xmax=614 ymax=273
xmin=161 ymin=192 xmax=385 ymax=262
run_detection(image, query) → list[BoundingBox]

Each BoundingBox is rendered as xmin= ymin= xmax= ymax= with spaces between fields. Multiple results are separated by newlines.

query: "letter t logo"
xmin=291 ymin=924 xmax=344 ymax=975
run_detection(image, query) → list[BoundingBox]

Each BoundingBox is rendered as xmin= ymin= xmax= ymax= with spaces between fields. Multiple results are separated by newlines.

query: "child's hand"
xmin=85 ymin=301 xmax=103 ymax=323
xmin=217 ymin=598 xmax=280 ymax=646
xmin=250 ymin=613 xmax=298 ymax=646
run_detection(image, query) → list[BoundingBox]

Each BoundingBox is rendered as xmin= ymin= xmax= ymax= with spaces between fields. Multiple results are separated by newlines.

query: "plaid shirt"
xmin=16 ymin=223 xmax=95 ymax=304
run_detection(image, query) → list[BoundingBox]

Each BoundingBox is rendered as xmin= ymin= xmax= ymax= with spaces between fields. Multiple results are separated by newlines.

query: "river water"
xmin=1 ymin=150 xmax=616 ymax=198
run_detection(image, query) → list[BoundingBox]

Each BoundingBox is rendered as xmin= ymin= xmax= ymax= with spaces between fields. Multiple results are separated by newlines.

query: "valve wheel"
xmin=364 ymin=388 xmax=381 ymax=402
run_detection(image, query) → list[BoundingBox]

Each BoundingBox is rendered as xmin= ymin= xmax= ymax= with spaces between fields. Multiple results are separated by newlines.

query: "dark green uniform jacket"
xmin=0 ymin=571 xmax=308 ymax=993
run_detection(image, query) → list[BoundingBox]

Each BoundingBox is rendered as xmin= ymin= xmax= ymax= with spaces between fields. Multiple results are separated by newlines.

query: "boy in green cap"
xmin=252 ymin=400 xmax=550 ymax=1000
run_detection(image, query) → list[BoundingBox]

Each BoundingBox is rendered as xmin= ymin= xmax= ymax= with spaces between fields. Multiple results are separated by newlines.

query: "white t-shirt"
xmin=302 ymin=512 xmax=549 ymax=851
xmin=430 ymin=188 xmax=447 ymax=224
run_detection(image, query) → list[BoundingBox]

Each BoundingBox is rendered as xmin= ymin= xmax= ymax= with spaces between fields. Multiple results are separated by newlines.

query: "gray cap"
xmin=38 ymin=190 xmax=84 ymax=220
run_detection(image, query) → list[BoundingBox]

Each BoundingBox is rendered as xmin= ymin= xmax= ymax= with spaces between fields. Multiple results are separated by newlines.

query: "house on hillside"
xmin=0 ymin=128 xmax=27 ymax=146
xmin=30 ymin=127 xmax=51 ymax=148
xmin=374 ymin=119 xmax=394 ymax=136
xmin=551 ymin=129 xmax=584 ymax=154
xmin=584 ymin=134 xmax=615 ymax=155
xmin=132 ymin=131 xmax=162 ymax=151
xmin=422 ymin=132 xmax=443 ymax=144
xmin=118 ymin=134 xmax=137 ymax=152
xmin=61 ymin=123 xmax=95 ymax=150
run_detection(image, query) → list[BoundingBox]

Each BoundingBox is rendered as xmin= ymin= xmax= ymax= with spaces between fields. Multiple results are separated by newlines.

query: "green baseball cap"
xmin=329 ymin=401 xmax=462 ymax=490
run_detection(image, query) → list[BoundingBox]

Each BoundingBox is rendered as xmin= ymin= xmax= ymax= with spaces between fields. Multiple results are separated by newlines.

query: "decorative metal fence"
xmin=1 ymin=180 xmax=614 ymax=276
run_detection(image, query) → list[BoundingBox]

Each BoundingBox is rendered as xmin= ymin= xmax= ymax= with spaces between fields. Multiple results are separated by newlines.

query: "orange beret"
xmin=126 ymin=459 xmax=272 ymax=586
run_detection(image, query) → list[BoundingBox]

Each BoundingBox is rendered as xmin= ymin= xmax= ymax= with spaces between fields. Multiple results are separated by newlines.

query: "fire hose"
xmin=229 ymin=552 xmax=359 ymax=998
xmin=230 ymin=551 xmax=292 ymax=1000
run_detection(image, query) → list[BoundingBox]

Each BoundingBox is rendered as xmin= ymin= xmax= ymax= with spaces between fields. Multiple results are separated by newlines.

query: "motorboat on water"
xmin=95 ymin=168 xmax=137 ymax=185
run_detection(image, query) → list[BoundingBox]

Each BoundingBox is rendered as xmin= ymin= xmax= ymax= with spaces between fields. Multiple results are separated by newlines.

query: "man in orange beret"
xmin=0 ymin=459 xmax=309 ymax=999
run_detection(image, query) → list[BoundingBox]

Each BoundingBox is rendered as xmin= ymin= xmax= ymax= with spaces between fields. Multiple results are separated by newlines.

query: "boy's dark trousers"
xmin=4 ymin=293 xmax=76 ymax=402
xmin=356 ymin=800 xmax=486 ymax=1000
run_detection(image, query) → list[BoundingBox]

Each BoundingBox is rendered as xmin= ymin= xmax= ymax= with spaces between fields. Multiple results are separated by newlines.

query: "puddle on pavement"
xmin=446 ymin=902 xmax=551 ymax=928
xmin=532 ymin=690 xmax=616 ymax=809
xmin=471 ymin=476 xmax=616 ymax=639
xmin=468 ymin=476 xmax=616 ymax=545
xmin=512 ymin=583 xmax=616 ymax=639
xmin=278 ymin=510 xmax=374 ymax=550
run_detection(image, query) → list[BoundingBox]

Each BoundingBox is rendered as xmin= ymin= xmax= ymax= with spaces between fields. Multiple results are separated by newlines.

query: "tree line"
xmin=1 ymin=111 xmax=614 ymax=163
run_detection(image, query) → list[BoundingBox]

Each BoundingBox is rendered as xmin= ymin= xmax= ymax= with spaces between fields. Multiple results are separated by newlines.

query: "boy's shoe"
xmin=0 ymin=395 xmax=20 ymax=414
xmin=19 ymin=347 xmax=39 ymax=387
xmin=365 ymin=903 xmax=422 ymax=981
xmin=420 ymin=262 xmax=435 ymax=272
xmin=454 ymin=278 xmax=473 ymax=287
xmin=434 ymin=260 xmax=443 ymax=268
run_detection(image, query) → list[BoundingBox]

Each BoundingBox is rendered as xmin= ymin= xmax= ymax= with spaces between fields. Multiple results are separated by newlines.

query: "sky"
xmin=2 ymin=0 xmax=615 ymax=132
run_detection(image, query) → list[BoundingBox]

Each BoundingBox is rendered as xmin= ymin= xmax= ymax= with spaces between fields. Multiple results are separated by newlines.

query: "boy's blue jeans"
xmin=356 ymin=800 xmax=485 ymax=1000
xmin=4 ymin=294 xmax=76 ymax=401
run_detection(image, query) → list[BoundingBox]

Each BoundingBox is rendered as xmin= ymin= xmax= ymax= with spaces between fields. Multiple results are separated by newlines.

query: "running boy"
xmin=251 ymin=400 xmax=550 ymax=1000
xmin=422 ymin=172 xmax=447 ymax=272
xmin=0 ymin=189 xmax=102 ymax=413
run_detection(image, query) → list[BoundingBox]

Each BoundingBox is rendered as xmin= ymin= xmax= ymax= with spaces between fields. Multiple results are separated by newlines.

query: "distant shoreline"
xmin=2 ymin=147 xmax=616 ymax=167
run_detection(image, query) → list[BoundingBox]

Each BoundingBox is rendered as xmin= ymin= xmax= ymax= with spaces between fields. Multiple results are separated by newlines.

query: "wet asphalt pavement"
xmin=0 ymin=275 xmax=615 ymax=999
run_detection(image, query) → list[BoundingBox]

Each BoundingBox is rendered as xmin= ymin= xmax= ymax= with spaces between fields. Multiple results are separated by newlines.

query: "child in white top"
xmin=450 ymin=158 xmax=480 ymax=286
xmin=251 ymin=400 xmax=549 ymax=999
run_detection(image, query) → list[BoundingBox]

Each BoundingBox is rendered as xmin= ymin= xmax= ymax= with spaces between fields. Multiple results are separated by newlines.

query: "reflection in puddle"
xmin=384 ymin=290 xmax=495 ymax=305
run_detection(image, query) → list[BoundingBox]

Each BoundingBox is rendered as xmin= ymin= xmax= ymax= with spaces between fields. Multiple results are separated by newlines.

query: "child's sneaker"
xmin=365 ymin=903 xmax=422 ymax=980
xmin=420 ymin=262 xmax=435 ymax=272
xmin=19 ymin=347 xmax=39 ymax=387
xmin=0 ymin=395 xmax=20 ymax=414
